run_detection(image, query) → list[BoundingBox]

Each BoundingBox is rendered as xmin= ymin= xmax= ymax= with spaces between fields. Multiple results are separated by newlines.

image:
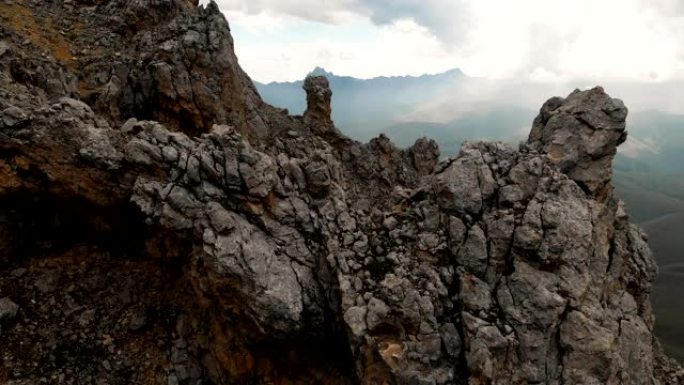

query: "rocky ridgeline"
xmin=0 ymin=1 xmax=682 ymax=384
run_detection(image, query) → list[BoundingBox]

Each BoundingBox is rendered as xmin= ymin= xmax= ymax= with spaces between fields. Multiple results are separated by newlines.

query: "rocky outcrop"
xmin=528 ymin=88 xmax=628 ymax=198
xmin=303 ymin=75 xmax=335 ymax=133
xmin=2 ymin=0 xmax=271 ymax=138
xmin=0 ymin=1 xmax=682 ymax=385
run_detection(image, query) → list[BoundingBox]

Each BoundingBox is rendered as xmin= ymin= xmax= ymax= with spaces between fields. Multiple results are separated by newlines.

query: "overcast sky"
xmin=200 ymin=0 xmax=684 ymax=84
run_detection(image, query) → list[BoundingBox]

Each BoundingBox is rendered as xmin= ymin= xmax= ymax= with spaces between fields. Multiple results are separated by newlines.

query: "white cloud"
xmin=643 ymin=0 xmax=684 ymax=15
xmin=205 ymin=0 xmax=358 ymax=24
xmin=355 ymin=0 xmax=470 ymax=43
xmin=454 ymin=0 xmax=684 ymax=81
xmin=230 ymin=18 xmax=454 ymax=82
xmin=202 ymin=0 xmax=471 ymax=42
xmin=202 ymin=0 xmax=684 ymax=84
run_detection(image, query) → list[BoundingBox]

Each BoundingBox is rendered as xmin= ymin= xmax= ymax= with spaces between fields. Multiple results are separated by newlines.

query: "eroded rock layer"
xmin=0 ymin=1 xmax=682 ymax=384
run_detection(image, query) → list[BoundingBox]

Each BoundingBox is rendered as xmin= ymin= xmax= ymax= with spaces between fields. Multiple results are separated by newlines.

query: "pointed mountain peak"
xmin=309 ymin=67 xmax=332 ymax=77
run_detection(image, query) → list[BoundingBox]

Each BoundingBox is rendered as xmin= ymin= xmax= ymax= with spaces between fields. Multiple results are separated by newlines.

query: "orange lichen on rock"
xmin=0 ymin=160 xmax=21 ymax=191
xmin=0 ymin=2 xmax=77 ymax=65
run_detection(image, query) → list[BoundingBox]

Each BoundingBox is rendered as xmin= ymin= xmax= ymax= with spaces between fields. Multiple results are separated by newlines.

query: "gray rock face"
xmin=32 ymin=0 xmax=270 ymax=138
xmin=411 ymin=137 xmax=440 ymax=175
xmin=1 ymin=106 xmax=29 ymax=128
xmin=0 ymin=1 xmax=681 ymax=384
xmin=121 ymin=87 xmax=679 ymax=384
xmin=528 ymin=87 xmax=628 ymax=196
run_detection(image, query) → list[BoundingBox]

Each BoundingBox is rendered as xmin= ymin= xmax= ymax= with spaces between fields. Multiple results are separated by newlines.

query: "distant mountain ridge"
xmin=255 ymin=67 xmax=465 ymax=130
xmin=259 ymin=66 xmax=465 ymax=87
xmin=255 ymin=66 xmax=533 ymax=145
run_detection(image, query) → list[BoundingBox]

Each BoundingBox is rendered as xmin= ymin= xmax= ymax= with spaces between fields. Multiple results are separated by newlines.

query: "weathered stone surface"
xmin=0 ymin=106 xmax=29 ymax=128
xmin=0 ymin=1 xmax=679 ymax=384
xmin=410 ymin=137 xmax=440 ymax=175
xmin=0 ymin=297 xmax=18 ymax=322
xmin=528 ymin=87 xmax=628 ymax=196
xmin=303 ymin=75 xmax=335 ymax=133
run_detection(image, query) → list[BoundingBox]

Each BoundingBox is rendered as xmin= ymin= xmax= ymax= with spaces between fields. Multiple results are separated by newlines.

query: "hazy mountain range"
xmin=256 ymin=68 xmax=684 ymax=361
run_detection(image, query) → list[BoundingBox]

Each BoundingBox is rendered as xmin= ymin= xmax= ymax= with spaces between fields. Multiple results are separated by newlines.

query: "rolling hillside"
xmin=614 ymin=170 xmax=684 ymax=223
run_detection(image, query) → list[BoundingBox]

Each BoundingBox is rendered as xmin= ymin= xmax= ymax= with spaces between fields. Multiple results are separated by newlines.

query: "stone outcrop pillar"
xmin=302 ymin=75 xmax=335 ymax=134
xmin=527 ymin=86 xmax=628 ymax=198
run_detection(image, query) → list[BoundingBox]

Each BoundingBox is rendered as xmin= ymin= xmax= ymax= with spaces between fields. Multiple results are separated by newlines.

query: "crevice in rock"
xmin=606 ymin=232 xmax=617 ymax=274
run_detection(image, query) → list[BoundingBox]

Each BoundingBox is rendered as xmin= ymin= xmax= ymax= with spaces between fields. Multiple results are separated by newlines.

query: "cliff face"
xmin=0 ymin=1 xmax=682 ymax=385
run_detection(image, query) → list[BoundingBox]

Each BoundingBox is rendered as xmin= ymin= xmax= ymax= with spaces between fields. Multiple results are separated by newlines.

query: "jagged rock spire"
xmin=527 ymin=86 xmax=628 ymax=198
xmin=302 ymin=75 xmax=335 ymax=133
